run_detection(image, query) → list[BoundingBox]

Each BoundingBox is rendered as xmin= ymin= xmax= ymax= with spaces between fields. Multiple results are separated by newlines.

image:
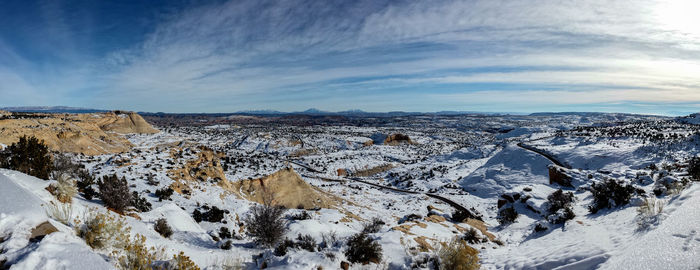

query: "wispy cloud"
xmin=1 ymin=0 xmax=699 ymax=114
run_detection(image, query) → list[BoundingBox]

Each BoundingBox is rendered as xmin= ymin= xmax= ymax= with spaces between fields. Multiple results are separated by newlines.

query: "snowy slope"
xmin=459 ymin=144 xmax=551 ymax=198
xmin=0 ymin=169 xmax=114 ymax=270
xmin=600 ymin=184 xmax=700 ymax=270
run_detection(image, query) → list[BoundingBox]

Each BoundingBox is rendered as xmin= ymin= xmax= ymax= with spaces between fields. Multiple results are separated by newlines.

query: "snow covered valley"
xmin=1 ymin=112 xmax=698 ymax=269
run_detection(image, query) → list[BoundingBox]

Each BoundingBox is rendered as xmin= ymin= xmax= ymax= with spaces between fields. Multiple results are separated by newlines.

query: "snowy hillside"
xmin=1 ymin=112 xmax=698 ymax=269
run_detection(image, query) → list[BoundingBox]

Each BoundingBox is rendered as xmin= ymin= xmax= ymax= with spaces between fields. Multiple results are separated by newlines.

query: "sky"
xmin=1 ymin=0 xmax=699 ymax=115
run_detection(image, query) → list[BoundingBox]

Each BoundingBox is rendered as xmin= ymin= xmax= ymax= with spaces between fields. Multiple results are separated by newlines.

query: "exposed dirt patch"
xmin=0 ymin=111 xmax=158 ymax=155
xmin=167 ymin=146 xmax=226 ymax=183
xmin=227 ymin=167 xmax=345 ymax=210
xmin=351 ymin=163 xmax=395 ymax=177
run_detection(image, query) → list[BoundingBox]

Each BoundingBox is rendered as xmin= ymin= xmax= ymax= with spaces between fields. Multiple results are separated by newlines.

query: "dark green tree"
xmin=98 ymin=174 xmax=131 ymax=213
xmin=0 ymin=135 xmax=53 ymax=179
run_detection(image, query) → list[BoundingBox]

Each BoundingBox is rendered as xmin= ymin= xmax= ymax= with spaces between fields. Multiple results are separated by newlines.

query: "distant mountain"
xmin=1 ymin=106 xmax=108 ymax=114
xmin=676 ymin=113 xmax=700 ymax=125
xmin=235 ymin=109 xmax=285 ymax=115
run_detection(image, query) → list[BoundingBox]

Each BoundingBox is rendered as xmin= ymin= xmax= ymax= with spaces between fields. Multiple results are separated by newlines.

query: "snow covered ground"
xmin=1 ymin=113 xmax=699 ymax=269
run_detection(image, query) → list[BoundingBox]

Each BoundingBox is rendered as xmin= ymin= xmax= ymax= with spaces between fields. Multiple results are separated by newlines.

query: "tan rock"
xmin=29 ymin=221 xmax=58 ymax=241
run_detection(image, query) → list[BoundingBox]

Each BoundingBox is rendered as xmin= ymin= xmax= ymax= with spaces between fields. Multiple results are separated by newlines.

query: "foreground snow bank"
xmin=600 ymin=184 xmax=700 ymax=270
xmin=0 ymin=169 xmax=113 ymax=270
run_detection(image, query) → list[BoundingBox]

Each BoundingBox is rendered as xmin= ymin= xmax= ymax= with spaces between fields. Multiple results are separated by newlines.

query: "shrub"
xmin=219 ymin=227 xmax=232 ymax=239
xmin=0 ymin=135 xmax=53 ymax=179
xmin=290 ymin=211 xmax=311 ymax=220
xmin=154 ymin=218 xmax=173 ymax=238
xmin=344 ymin=232 xmax=382 ymax=265
xmin=462 ymin=228 xmax=480 ymax=244
xmin=155 ymin=187 xmax=174 ymax=201
xmin=546 ymin=189 xmax=575 ymax=224
xmin=51 ymin=154 xmax=98 ymax=199
xmin=688 ymin=157 xmax=700 ymax=180
xmin=130 ymin=191 xmax=152 ymax=212
xmin=98 ymin=174 xmax=131 ymax=213
xmin=437 ymin=238 xmax=480 ymax=270
xmin=548 ymin=207 xmax=575 ymax=224
xmin=399 ymin=213 xmax=422 ymax=224
xmin=547 ymin=189 xmax=574 ymax=213
xmin=534 ymin=223 xmax=548 ymax=233
xmin=51 ymin=174 xmax=78 ymax=203
xmin=220 ymin=239 xmax=233 ymax=250
xmin=192 ymin=206 xmax=227 ymax=223
xmin=50 ymin=154 xmax=84 ymax=180
xmin=362 ymin=217 xmax=385 ymax=234
xmin=637 ymin=197 xmax=664 ymax=229
xmin=77 ymin=174 xmax=98 ymax=200
xmin=497 ymin=206 xmax=518 ymax=225
xmin=274 ymin=238 xmax=295 ymax=256
xmin=77 ymin=211 xmax=130 ymax=250
xmin=192 ymin=209 xmax=203 ymax=223
xmin=244 ymin=203 xmax=287 ymax=247
xmin=321 ymin=231 xmax=341 ymax=250
xmin=588 ymin=179 xmax=636 ymax=214
xmin=451 ymin=209 xmax=472 ymax=222
xmin=117 ymin=235 xmax=157 ymax=270
xmin=165 ymin=252 xmax=200 ymax=270
xmin=295 ymin=234 xmax=317 ymax=252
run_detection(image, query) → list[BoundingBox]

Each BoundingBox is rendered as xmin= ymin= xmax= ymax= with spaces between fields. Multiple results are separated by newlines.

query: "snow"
xmin=145 ymin=203 xmax=205 ymax=233
xmin=8 ymin=232 xmax=113 ymax=270
xmin=2 ymin=112 xmax=699 ymax=269
xmin=601 ymin=184 xmax=700 ymax=270
xmin=0 ymin=169 xmax=113 ymax=270
xmin=459 ymin=144 xmax=551 ymax=198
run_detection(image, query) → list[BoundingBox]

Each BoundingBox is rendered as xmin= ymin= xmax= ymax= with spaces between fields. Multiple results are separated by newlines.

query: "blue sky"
xmin=1 ymin=0 xmax=699 ymax=115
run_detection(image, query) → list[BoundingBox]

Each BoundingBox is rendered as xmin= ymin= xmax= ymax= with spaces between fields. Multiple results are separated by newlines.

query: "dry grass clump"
xmin=50 ymin=174 xmax=78 ymax=203
xmin=44 ymin=201 xmax=74 ymax=226
xmin=437 ymin=238 xmax=480 ymax=270
xmin=637 ymin=197 xmax=665 ymax=229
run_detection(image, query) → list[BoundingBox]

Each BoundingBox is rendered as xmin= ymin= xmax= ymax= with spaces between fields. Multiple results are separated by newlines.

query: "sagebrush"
xmin=437 ymin=238 xmax=480 ymax=270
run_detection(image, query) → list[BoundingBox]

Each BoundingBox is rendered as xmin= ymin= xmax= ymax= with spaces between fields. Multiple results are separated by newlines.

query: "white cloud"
xmin=3 ymin=0 xmax=700 ymax=113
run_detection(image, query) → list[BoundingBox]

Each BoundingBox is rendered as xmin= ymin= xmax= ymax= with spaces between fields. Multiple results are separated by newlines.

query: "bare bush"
xmin=244 ymin=197 xmax=287 ymax=247
xmin=321 ymin=231 xmax=341 ymax=250
xmin=154 ymin=218 xmax=173 ymax=238
xmin=344 ymin=232 xmax=382 ymax=265
xmin=362 ymin=217 xmax=385 ymax=234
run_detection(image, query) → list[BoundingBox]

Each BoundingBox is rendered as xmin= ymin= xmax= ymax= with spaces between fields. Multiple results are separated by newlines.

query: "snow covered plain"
xmin=1 ymin=113 xmax=699 ymax=269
